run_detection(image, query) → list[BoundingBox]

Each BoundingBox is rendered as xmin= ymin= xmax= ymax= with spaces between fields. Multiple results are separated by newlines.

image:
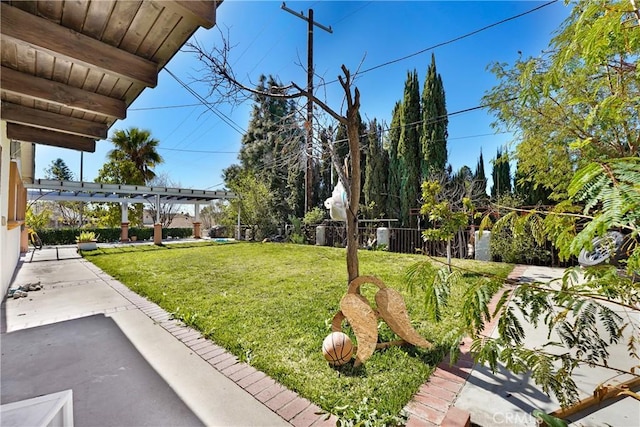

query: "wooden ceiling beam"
xmin=1 ymin=3 xmax=158 ymax=88
xmin=7 ymin=124 xmax=96 ymax=153
xmin=1 ymin=66 xmax=126 ymax=119
xmin=161 ymin=0 xmax=220 ymax=29
xmin=1 ymin=102 xmax=108 ymax=139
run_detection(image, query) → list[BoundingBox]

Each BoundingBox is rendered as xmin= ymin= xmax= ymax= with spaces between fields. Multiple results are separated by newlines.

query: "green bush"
xmin=490 ymin=221 xmax=550 ymax=265
xmin=37 ymin=227 xmax=194 ymax=245
xmin=303 ymin=207 xmax=326 ymax=225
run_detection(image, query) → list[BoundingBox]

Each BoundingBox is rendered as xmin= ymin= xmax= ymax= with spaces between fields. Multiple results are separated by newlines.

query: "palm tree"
xmin=108 ymin=128 xmax=163 ymax=183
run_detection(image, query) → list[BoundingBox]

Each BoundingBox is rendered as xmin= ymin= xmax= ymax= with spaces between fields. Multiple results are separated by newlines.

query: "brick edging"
xmin=403 ymin=264 xmax=528 ymax=426
xmin=86 ymin=259 xmax=337 ymax=427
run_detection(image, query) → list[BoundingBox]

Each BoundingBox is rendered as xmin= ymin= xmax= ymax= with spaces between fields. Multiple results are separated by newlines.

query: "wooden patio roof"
xmin=1 ymin=0 xmax=222 ymax=152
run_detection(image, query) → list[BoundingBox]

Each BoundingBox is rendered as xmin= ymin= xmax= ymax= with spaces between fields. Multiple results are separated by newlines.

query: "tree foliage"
xmin=109 ymin=128 xmax=163 ymax=183
xmin=386 ymin=102 xmax=403 ymax=221
xmin=363 ymin=119 xmax=389 ymax=219
xmin=483 ymin=0 xmax=639 ymax=200
xmin=42 ymin=158 xmax=85 ymax=226
xmin=490 ymin=147 xmax=511 ymax=198
xmin=226 ymin=172 xmax=278 ymax=240
xmin=224 ymin=75 xmax=306 ymax=225
xmin=94 ymin=159 xmax=145 ymax=227
xmin=398 ymin=70 xmax=422 ymax=227
xmin=420 ymin=180 xmax=473 ymax=269
xmin=472 ymin=152 xmax=488 ymax=206
xmin=411 ymin=157 xmax=639 ymax=408
xmin=44 ymin=158 xmax=74 ymax=181
xmin=420 ymin=53 xmax=448 ymax=179
xmin=409 ymin=0 xmax=640 ymax=410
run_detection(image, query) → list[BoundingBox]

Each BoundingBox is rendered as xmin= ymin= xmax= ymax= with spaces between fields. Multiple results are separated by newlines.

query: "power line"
xmin=320 ymin=0 xmax=558 ymax=87
xmin=128 ymin=1 xmax=555 ymax=113
xmin=164 ymin=68 xmax=247 ymax=136
xmin=129 ymin=103 xmax=201 ymax=111
xmin=159 ymin=147 xmax=238 ymax=154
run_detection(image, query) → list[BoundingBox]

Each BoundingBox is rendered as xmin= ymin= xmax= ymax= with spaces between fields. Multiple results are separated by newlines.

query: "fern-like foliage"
xmin=568 ymin=158 xmax=640 ymax=266
xmin=406 ymin=158 xmax=639 ymax=409
xmin=406 ymin=263 xmax=461 ymax=323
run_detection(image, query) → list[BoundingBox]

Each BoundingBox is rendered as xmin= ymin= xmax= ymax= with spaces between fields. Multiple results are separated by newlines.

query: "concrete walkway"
xmin=403 ymin=265 xmax=640 ymax=427
xmin=451 ymin=266 xmax=638 ymax=427
xmin=1 ymin=246 xmax=337 ymax=427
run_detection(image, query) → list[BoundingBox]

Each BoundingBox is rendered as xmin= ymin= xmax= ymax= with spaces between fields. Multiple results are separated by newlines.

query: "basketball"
xmin=322 ymin=332 xmax=353 ymax=366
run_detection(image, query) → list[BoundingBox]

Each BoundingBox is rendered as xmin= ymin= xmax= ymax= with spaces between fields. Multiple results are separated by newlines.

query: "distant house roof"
xmin=1 ymin=0 xmax=223 ymax=152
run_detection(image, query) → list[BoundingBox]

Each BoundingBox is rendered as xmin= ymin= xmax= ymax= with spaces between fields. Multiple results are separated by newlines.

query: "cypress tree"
xmin=398 ymin=70 xmax=421 ymax=227
xmin=420 ymin=53 xmax=448 ymax=180
xmin=472 ymin=151 xmax=488 ymax=205
xmin=386 ymin=102 xmax=402 ymax=221
xmin=514 ymin=160 xmax=552 ymax=206
xmin=363 ymin=119 xmax=388 ymax=219
xmin=491 ymin=147 xmax=512 ymax=199
xmin=316 ymin=127 xmax=334 ymax=207
xmin=333 ymin=123 xmax=349 ymax=186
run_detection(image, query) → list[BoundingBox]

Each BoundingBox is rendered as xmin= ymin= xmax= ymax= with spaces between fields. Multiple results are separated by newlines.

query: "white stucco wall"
xmin=0 ymin=121 xmax=21 ymax=296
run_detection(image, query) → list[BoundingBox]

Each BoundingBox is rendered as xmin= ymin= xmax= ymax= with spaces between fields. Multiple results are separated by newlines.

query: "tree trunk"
xmin=446 ymin=239 xmax=452 ymax=272
xmin=345 ymin=102 xmax=361 ymax=283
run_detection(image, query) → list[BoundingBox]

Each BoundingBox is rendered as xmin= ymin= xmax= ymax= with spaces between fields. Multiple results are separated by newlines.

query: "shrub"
xmin=303 ymin=207 xmax=326 ymax=225
xmin=76 ymin=231 xmax=97 ymax=242
xmin=490 ymin=218 xmax=550 ymax=265
xmin=36 ymin=227 xmax=194 ymax=245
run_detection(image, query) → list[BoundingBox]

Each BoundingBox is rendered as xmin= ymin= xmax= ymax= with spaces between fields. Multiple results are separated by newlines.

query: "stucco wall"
xmin=1 ymin=121 xmax=21 ymax=296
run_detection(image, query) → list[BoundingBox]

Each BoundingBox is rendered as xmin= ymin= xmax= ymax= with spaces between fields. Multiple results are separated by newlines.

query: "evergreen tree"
xmin=225 ymin=75 xmax=304 ymax=224
xmin=44 ymin=158 xmax=74 ymax=181
xmin=363 ymin=119 xmax=388 ymax=219
xmin=332 ymin=114 xmax=367 ymax=205
xmin=472 ymin=151 xmax=488 ymax=205
xmin=420 ymin=53 xmax=448 ymax=179
xmin=398 ymin=70 xmax=421 ymax=227
xmin=514 ymin=160 xmax=552 ymax=206
xmin=491 ymin=147 xmax=512 ymax=198
xmin=386 ymin=102 xmax=402 ymax=220
xmin=316 ymin=127 xmax=334 ymax=207
xmin=333 ymin=123 xmax=349 ymax=186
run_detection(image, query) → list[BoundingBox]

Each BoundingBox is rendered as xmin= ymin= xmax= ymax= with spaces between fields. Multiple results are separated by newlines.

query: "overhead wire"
xmin=319 ymin=0 xmax=559 ymax=87
xmin=164 ymin=67 xmax=247 ymax=136
xmin=142 ymin=1 xmax=551 ymax=177
xmin=132 ymin=0 xmax=555 ymax=112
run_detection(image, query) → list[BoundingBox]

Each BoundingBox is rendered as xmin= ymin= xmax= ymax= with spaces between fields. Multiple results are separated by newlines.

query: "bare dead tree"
xmin=186 ymin=37 xmax=363 ymax=282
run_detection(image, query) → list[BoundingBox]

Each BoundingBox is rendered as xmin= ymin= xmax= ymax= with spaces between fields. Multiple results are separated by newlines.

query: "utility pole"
xmin=281 ymin=2 xmax=332 ymax=213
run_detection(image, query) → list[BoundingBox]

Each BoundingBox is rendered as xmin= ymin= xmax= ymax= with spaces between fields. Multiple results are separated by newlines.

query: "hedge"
xmin=37 ymin=227 xmax=194 ymax=245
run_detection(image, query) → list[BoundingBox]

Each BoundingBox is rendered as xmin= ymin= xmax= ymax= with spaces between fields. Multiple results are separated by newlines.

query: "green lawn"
xmin=84 ymin=242 xmax=512 ymax=419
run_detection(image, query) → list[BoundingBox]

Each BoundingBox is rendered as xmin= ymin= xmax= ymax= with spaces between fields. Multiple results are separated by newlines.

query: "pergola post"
xmin=193 ymin=203 xmax=201 ymax=239
xmin=120 ymin=201 xmax=129 ymax=242
xmin=153 ymin=194 xmax=162 ymax=245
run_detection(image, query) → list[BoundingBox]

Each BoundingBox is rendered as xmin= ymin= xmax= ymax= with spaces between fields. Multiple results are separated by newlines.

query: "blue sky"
xmin=36 ymin=0 xmax=570 ymax=191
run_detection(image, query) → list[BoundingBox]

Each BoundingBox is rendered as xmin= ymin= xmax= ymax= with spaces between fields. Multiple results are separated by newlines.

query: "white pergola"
xmin=27 ymin=180 xmax=237 ymax=241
